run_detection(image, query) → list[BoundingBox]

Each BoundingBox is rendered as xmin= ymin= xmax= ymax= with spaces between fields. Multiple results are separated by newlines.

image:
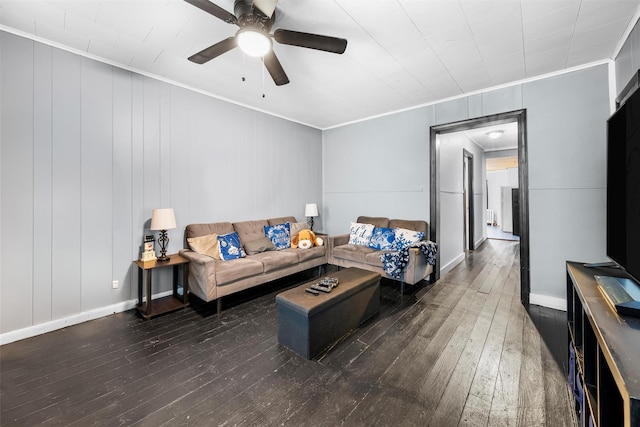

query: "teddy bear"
xmin=291 ymin=229 xmax=324 ymax=249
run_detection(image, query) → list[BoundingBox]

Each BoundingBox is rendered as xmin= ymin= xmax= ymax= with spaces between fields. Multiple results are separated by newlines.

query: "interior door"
xmin=501 ymin=186 xmax=513 ymax=233
xmin=512 ymin=188 xmax=520 ymax=236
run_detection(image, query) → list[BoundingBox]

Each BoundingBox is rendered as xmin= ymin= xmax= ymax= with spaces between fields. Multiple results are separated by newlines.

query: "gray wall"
xmin=322 ymin=107 xmax=432 ymax=231
xmin=0 ymin=31 xmax=323 ymax=335
xmin=323 ymin=64 xmax=610 ymax=305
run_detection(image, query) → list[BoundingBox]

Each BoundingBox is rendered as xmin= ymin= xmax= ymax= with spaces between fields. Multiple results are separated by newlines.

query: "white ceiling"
xmin=464 ymin=122 xmax=518 ymax=151
xmin=1 ymin=0 xmax=639 ymax=129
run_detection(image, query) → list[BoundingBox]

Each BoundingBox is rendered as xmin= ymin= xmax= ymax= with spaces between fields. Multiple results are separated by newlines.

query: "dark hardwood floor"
xmin=0 ymin=239 xmax=576 ymax=426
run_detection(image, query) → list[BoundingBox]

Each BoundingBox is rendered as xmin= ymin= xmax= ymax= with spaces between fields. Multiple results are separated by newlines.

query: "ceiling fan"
xmin=185 ymin=0 xmax=348 ymax=86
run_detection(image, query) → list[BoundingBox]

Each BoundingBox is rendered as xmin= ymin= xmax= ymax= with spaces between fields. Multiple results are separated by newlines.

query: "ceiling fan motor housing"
xmin=234 ymin=0 xmax=275 ymax=32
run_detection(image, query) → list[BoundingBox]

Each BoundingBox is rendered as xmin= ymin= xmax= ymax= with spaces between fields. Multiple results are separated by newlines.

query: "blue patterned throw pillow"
xmin=368 ymin=227 xmax=396 ymax=250
xmin=392 ymin=227 xmax=425 ymax=250
xmin=264 ymin=223 xmax=291 ymax=250
xmin=217 ymin=232 xmax=246 ymax=260
xmin=348 ymin=222 xmax=375 ymax=246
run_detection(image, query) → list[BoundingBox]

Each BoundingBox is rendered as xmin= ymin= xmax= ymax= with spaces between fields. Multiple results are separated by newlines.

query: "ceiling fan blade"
xmin=263 ymin=50 xmax=289 ymax=86
xmin=184 ymin=0 xmax=237 ymax=25
xmin=188 ymin=37 xmax=237 ymax=64
xmin=274 ymin=29 xmax=347 ymax=54
xmin=253 ymin=0 xmax=278 ymax=18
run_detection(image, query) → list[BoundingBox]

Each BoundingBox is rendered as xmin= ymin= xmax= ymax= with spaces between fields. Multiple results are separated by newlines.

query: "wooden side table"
xmin=133 ymin=253 xmax=190 ymax=319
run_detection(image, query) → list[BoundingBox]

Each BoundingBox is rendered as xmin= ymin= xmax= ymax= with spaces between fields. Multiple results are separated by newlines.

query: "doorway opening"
xmin=485 ymin=132 xmax=520 ymax=242
xmin=429 ymin=110 xmax=530 ymax=306
xmin=463 ymin=149 xmax=474 ymax=251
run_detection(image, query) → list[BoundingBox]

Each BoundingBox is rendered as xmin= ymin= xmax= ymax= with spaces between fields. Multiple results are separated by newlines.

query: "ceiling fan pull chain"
xmin=241 ymin=52 xmax=247 ymax=82
xmin=262 ymin=58 xmax=266 ymax=98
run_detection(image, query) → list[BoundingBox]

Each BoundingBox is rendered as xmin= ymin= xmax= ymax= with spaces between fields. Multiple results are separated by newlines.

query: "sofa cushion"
xmin=187 ymin=234 xmax=221 ymax=260
xmin=289 ymin=221 xmax=309 ymax=237
xmin=186 ymin=222 xmax=234 ymax=239
xmin=296 ymin=245 xmax=325 ymax=263
xmin=215 ymin=257 xmax=264 ymax=285
xmin=332 ymin=244 xmax=378 ymax=265
xmin=217 ymin=232 xmax=246 ymax=260
xmin=357 ymin=216 xmax=389 ymax=228
xmin=368 ymin=227 xmax=396 ymax=250
xmin=233 ymin=219 xmax=269 ymax=245
xmin=392 ymin=228 xmax=425 ymax=250
xmin=268 ymin=216 xmax=296 ymax=226
xmin=250 ymin=250 xmax=299 ymax=273
xmin=349 ymin=222 xmax=375 ymax=246
xmin=265 ymin=223 xmax=291 ymax=250
xmin=389 ymin=219 xmax=428 ymax=236
xmin=244 ymin=237 xmax=275 ymax=255
xmin=365 ymin=250 xmax=393 ymax=267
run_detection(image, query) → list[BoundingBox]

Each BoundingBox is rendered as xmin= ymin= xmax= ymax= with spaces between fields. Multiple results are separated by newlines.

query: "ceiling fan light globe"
xmin=237 ymin=30 xmax=271 ymax=57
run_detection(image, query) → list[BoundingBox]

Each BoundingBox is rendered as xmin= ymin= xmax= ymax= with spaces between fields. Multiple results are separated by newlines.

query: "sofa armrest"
xmin=402 ymin=247 xmax=433 ymax=285
xmin=179 ymin=249 xmax=218 ymax=301
xmin=328 ymin=233 xmax=350 ymax=247
xmin=327 ymin=234 xmax=349 ymax=265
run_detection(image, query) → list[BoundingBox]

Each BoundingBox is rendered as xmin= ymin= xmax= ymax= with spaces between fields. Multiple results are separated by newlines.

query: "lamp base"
xmin=157 ymin=229 xmax=170 ymax=261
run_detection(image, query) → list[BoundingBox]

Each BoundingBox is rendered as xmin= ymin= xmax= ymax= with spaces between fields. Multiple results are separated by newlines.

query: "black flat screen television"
xmin=607 ymin=85 xmax=640 ymax=284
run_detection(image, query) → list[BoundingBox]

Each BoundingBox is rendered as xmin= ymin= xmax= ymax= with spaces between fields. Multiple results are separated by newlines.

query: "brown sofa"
xmin=179 ymin=216 xmax=326 ymax=313
xmin=327 ymin=216 xmax=433 ymax=290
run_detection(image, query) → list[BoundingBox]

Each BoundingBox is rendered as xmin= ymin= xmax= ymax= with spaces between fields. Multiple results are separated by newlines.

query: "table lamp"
xmin=150 ymin=208 xmax=176 ymax=261
xmin=305 ymin=203 xmax=318 ymax=231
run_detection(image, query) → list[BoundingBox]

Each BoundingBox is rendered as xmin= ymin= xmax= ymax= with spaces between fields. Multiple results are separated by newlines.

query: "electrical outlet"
xmin=112 ymin=280 xmax=119 ymax=289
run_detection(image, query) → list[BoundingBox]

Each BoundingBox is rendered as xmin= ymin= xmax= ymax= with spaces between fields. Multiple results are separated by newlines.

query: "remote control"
xmin=305 ymin=288 xmax=319 ymax=295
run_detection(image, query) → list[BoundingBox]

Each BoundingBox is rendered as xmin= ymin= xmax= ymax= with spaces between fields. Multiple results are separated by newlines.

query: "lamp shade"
xmin=305 ymin=203 xmax=319 ymax=217
xmin=150 ymin=208 xmax=176 ymax=230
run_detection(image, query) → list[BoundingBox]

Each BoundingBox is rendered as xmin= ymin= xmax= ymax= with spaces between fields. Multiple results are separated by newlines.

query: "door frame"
xmin=429 ymin=109 xmax=530 ymax=306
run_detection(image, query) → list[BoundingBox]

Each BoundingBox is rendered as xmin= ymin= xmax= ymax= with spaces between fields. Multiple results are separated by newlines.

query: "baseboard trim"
xmin=1 ymin=287 xmax=567 ymax=344
xmin=530 ymin=293 xmax=567 ymax=311
xmin=0 ymin=290 xmax=173 ymax=345
xmin=440 ymin=253 xmax=466 ymax=277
